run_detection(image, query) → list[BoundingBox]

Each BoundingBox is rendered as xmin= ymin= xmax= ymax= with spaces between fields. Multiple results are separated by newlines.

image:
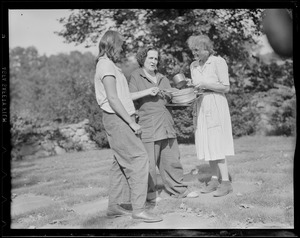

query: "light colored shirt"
xmin=190 ymin=55 xmax=230 ymax=87
xmin=129 ymin=68 xmax=177 ymax=142
xmin=94 ymin=55 xmax=136 ymax=116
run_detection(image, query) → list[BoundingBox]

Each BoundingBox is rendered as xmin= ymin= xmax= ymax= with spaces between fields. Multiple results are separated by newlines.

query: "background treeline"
xmin=10 ymin=9 xmax=296 ymax=149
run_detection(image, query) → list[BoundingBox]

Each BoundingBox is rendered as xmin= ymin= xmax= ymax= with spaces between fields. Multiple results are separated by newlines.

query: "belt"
xmin=202 ymin=89 xmax=214 ymax=93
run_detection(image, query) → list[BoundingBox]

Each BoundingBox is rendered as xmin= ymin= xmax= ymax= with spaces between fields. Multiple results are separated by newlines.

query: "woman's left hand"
xmin=186 ymin=78 xmax=193 ymax=87
xmin=147 ymin=87 xmax=160 ymax=96
xmin=195 ymin=81 xmax=206 ymax=90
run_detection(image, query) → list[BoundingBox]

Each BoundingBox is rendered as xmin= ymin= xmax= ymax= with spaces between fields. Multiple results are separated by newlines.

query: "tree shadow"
xmin=196 ymin=164 xmax=214 ymax=184
xmin=156 ymin=164 xmax=214 ymax=188
xmin=182 ymin=164 xmax=212 ymax=184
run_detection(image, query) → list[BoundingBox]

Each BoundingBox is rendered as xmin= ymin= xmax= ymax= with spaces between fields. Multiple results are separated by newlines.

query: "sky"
xmin=9 ymin=9 xmax=99 ymax=56
xmin=8 ymin=9 xmax=273 ymax=57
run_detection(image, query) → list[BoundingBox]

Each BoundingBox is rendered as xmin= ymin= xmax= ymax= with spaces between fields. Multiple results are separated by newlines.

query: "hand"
xmin=162 ymin=91 xmax=172 ymax=100
xmin=148 ymin=87 xmax=160 ymax=96
xmin=129 ymin=121 xmax=142 ymax=135
xmin=195 ymin=82 xmax=206 ymax=90
xmin=186 ymin=78 xmax=193 ymax=86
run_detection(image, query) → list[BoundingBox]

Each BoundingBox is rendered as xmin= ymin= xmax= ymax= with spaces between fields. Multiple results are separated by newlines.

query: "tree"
xmin=58 ymin=9 xmax=295 ymax=137
xmin=57 ymin=9 xmax=263 ymax=78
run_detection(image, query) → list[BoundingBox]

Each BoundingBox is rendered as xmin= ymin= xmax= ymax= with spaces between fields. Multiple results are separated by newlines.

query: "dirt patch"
xmin=130 ymin=212 xmax=214 ymax=229
xmin=11 ymin=193 xmax=57 ymax=216
xmin=71 ymin=198 xmax=108 ymax=216
xmin=10 ymin=181 xmax=261 ymax=229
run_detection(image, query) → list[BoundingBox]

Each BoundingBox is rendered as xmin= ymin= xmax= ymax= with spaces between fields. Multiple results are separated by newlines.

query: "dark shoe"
xmin=132 ymin=210 xmax=163 ymax=223
xmin=200 ymin=178 xmax=220 ymax=194
xmin=119 ymin=203 xmax=133 ymax=211
xmin=213 ymin=181 xmax=233 ymax=197
xmin=106 ymin=205 xmax=132 ymax=218
xmin=146 ymin=196 xmax=163 ymax=204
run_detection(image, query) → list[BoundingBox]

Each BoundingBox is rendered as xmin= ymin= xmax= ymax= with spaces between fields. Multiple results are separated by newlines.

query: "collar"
xmin=192 ymin=55 xmax=214 ymax=68
xmin=137 ymin=68 xmax=164 ymax=84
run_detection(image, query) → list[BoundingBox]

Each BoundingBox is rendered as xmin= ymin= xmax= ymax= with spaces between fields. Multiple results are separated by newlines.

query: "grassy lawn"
xmin=10 ymin=135 xmax=295 ymax=229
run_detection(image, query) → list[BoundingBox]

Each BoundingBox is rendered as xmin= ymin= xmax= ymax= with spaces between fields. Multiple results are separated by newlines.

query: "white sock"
xmin=212 ymin=176 xmax=218 ymax=179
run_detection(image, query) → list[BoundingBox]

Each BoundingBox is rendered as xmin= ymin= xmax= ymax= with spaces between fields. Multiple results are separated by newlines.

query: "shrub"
xmin=227 ymin=93 xmax=258 ymax=138
xmin=171 ymin=107 xmax=194 ymax=143
xmin=251 ymin=84 xmax=296 ymax=136
xmin=84 ymin=98 xmax=110 ymax=149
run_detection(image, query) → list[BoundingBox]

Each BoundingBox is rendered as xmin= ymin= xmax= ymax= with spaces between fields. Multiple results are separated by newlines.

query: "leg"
xmin=103 ymin=113 xmax=148 ymax=213
xmin=143 ymin=141 xmax=159 ymax=201
xmin=158 ymin=138 xmax=187 ymax=196
xmin=217 ymin=158 xmax=229 ymax=181
xmin=108 ymin=156 xmax=130 ymax=208
xmin=209 ymin=160 xmax=219 ymax=179
xmin=103 ymin=112 xmax=162 ymax=222
xmin=213 ymin=158 xmax=233 ymax=197
xmin=200 ymin=160 xmax=220 ymax=194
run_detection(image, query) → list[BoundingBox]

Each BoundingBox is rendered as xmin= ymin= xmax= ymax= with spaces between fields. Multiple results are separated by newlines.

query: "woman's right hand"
xmin=129 ymin=121 xmax=142 ymax=135
xmin=147 ymin=87 xmax=160 ymax=96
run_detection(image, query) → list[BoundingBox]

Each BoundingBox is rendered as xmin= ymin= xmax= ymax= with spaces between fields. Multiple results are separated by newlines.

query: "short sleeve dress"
xmin=190 ymin=55 xmax=235 ymax=161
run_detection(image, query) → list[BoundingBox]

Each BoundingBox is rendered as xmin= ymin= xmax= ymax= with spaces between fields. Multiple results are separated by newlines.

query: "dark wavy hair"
xmin=136 ymin=46 xmax=160 ymax=69
xmin=95 ymin=30 xmax=123 ymax=64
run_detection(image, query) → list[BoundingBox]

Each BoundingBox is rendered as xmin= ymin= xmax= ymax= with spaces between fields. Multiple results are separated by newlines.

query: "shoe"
xmin=106 ymin=204 xmax=132 ymax=218
xmin=200 ymin=178 xmax=220 ymax=194
xmin=119 ymin=203 xmax=132 ymax=211
xmin=132 ymin=210 xmax=163 ymax=223
xmin=181 ymin=189 xmax=199 ymax=198
xmin=145 ymin=201 xmax=156 ymax=210
xmin=213 ymin=181 xmax=233 ymax=197
xmin=185 ymin=191 xmax=199 ymax=198
xmin=147 ymin=196 xmax=163 ymax=204
xmin=159 ymin=190 xmax=172 ymax=199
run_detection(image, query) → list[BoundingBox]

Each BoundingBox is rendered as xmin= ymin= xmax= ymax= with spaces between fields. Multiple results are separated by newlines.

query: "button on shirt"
xmin=129 ymin=68 xmax=177 ymax=142
xmin=94 ymin=55 xmax=136 ymax=116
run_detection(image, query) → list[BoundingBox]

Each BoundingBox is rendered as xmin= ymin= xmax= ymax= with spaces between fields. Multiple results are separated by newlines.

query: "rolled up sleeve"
xmin=215 ymin=57 xmax=230 ymax=86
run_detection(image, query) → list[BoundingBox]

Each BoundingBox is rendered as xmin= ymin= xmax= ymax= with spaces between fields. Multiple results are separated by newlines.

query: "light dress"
xmin=190 ymin=55 xmax=234 ymax=161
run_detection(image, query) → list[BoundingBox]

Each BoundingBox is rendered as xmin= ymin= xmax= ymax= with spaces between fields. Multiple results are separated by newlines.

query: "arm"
xmin=129 ymin=74 xmax=159 ymax=101
xmin=194 ymin=57 xmax=230 ymax=93
xmin=131 ymin=87 xmax=160 ymax=101
xmin=195 ymin=82 xmax=230 ymax=93
xmin=103 ymin=75 xmax=141 ymax=133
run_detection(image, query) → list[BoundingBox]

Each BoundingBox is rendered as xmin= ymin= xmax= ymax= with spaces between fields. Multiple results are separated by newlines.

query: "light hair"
xmin=187 ymin=35 xmax=215 ymax=55
xmin=96 ymin=30 xmax=123 ymax=64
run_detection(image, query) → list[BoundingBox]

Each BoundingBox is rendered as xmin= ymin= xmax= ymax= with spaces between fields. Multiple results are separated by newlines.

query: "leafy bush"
xmin=227 ymin=92 xmax=258 ymax=138
xmin=171 ymin=107 xmax=194 ymax=143
xmin=83 ymin=97 xmax=110 ymax=149
xmin=251 ymin=84 xmax=296 ymax=136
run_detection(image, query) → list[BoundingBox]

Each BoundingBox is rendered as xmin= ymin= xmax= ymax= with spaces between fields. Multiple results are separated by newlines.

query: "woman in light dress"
xmin=187 ymin=35 xmax=235 ymax=197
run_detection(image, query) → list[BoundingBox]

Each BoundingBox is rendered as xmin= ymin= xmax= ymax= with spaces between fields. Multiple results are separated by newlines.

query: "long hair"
xmin=95 ymin=30 xmax=123 ymax=64
xmin=136 ymin=46 xmax=161 ymax=69
xmin=187 ymin=35 xmax=215 ymax=55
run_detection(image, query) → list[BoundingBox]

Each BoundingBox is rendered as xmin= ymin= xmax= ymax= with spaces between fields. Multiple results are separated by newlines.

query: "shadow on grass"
xmin=154 ymin=164 xmax=213 ymax=189
xmin=11 ymin=171 xmax=41 ymax=189
xmin=183 ymin=164 xmax=212 ymax=184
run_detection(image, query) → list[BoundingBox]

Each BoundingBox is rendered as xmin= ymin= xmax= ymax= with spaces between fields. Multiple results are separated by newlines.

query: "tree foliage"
xmin=10 ymin=9 xmax=295 ymax=149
